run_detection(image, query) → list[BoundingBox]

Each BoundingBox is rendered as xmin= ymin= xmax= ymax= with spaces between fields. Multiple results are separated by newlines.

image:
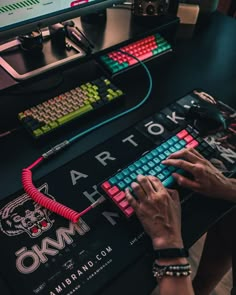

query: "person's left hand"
xmin=125 ymin=175 xmax=183 ymax=250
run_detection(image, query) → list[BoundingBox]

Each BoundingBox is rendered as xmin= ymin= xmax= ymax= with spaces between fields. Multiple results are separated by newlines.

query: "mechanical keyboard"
xmin=18 ymin=77 xmax=124 ymax=138
xmin=98 ymin=33 xmax=172 ymax=75
xmin=98 ymin=126 xmax=215 ymax=218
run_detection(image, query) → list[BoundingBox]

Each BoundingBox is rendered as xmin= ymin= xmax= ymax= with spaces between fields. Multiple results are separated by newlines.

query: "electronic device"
xmin=64 ymin=25 xmax=92 ymax=53
xmin=132 ymin=0 xmax=169 ymax=16
xmin=98 ymin=126 xmax=216 ymax=218
xmin=98 ymin=33 xmax=172 ymax=75
xmin=0 ymin=0 xmax=123 ymax=42
xmin=0 ymin=0 xmax=123 ymax=80
xmin=18 ymin=76 xmax=124 ymax=138
xmin=186 ymin=102 xmax=227 ymax=135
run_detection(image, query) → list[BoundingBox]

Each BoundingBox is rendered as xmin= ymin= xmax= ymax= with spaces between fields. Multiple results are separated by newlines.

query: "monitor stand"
xmin=0 ymin=29 xmax=86 ymax=81
xmin=80 ymin=9 xmax=107 ymax=24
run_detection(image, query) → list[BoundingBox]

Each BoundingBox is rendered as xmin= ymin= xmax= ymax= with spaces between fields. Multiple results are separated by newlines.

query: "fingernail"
xmin=131 ymin=182 xmax=138 ymax=188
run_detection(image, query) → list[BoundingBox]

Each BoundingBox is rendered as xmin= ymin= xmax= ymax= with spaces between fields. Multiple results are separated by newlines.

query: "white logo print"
xmin=0 ymin=184 xmax=55 ymax=238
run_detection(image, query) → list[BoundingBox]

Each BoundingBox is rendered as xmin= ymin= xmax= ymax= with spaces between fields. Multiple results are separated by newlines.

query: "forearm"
xmin=159 ymin=274 xmax=194 ymax=295
xmin=157 ymin=258 xmax=194 ymax=295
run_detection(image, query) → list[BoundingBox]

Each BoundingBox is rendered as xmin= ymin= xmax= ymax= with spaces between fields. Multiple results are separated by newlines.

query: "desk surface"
xmin=0 ymin=9 xmax=236 ymax=295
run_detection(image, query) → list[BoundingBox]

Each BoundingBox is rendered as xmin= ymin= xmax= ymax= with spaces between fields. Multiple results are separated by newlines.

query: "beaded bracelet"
xmin=152 ymin=261 xmax=192 ymax=280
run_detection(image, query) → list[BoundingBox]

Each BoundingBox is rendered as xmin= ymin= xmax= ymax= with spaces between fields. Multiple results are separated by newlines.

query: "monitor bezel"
xmin=0 ymin=0 xmax=123 ymax=42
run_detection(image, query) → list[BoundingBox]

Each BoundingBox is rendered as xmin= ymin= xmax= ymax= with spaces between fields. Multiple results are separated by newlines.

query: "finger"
xmin=131 ymin=180 xmax=147 ymax=202
xmin=167 ymin=189 xmax=180 ymax=203
xmin=136 ymin=175 xmax=154 ymax=197
xmin=161 ymin=158 xmax=195 ymax=174
xmin=125 ymin=188 xmax=138 ymax=210
xmin=164 ymin=148 xmax=200 ymax=163
xmin=189 ymin=147 xmax=206 ymax=160
xmin=172 ymin=173 xmax=201 ymax=191
xmin=148 ymin=175 xmax=165 ymax=193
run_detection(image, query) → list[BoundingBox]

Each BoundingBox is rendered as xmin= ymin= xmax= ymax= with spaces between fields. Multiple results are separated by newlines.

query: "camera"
xmin=132 ymin=0 xmax=170 ymax=16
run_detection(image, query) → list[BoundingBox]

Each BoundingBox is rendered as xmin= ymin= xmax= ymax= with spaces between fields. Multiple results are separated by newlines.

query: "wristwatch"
xmin=154 ymin=248 xmax=189 ymax=259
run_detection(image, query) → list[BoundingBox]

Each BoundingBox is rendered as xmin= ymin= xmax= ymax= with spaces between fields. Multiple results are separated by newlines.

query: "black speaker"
xmin=132 ymin=0 xmax=178 ymax=17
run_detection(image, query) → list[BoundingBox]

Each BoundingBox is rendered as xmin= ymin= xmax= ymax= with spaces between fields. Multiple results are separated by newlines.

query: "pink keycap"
xmin=113 ymin=191 xmax=126 ymax=203
xmin=107 ymin=186 xmax=120 ymax=198
xmin=101 ymin=181 xmax=111 ymax=191
xmin=177 ymin=129 xmax=188 ymax=139
xmin=186 ymin=140 xmax=199 ymax=149
xmin=124 ymin=206 xmax=134 ymax=217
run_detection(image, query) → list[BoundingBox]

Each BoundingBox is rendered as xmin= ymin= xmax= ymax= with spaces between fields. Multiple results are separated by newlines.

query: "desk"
xmin=0 ymin=9 xmax=236 ymax=295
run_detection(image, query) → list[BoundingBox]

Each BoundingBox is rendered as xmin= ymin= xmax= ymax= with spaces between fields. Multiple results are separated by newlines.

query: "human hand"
xmin=125 ymin=175 xmax=183 ymax=250
xmin=162 ymin=148 xmax=231 ymax=199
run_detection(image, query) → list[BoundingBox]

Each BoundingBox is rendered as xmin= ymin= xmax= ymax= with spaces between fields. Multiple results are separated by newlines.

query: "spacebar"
xmin=57 ymin=104 xmax=93 ymax=125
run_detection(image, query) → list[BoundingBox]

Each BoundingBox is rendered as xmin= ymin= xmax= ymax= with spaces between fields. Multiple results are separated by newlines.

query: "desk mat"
xmin=0 ymin=91 xmax=235 ymax=295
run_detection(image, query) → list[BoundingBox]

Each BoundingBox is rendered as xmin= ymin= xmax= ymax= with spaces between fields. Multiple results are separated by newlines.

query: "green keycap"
xmin=158 ymin=154 xmax=166 ymax=161
xmin=128 ymin=164 xmax=136 ymax=172
xmin=147 ymin=161 xmax=155 ymax=168
xmin=157 ymin=173 xmax=165 ymax=181
xmin=109 ymin=177 xmax=117 ymax=185
xmin=116 ymin=172 xmax=123 ymax=180
xmin=145 ymin=153 xmax=153 ymax=160
xmin=168 ymin=166 xmax=176 ymax=172
xmin=169 ymin=146 xmax=177 ymax=153
xmin=41 ymin=125 xmax=51 ymax=133
xmin=157 ymin=146 xmax=164 ymax=153
xmin=164 ymin=150 xmax=171 ymax=157
xmin=134 ymin=161 xmax=142 ymax=168
xmin=163 ymin=176 xmax=175 ymax=188
xmin=57 ymin=104 xmax=93 ymax=125
xmin=123 ymin=168 xmax=130 ymax=176
xmin=172 ymin=136 xmax=179 ymax=143
xmin=33 ymin=128 xmax=43 ymax=137
xmin=118 ymin=181 xmax=126 ymax=189
xmin=140 ymin=156 xmax=147 ymax=164
xmin=162 ymin=169 xmax=171 ymax=177
xmin=180 ymin=140 xmax=186 ymax=147
xmin=153 ymin=157 xmax=160 ymax=164
xmin=151 ymin=149 xmax=158 ymax=156
xmin=162 ymin=142 xmax=169 ymax=149
xmin=174 ymin=143 xmax=181 ymax=150
xmin=49 ymin=121 xmax=59 ymax=129
xmin=154 ymin=166 xmax=162 ymax=173
xmin=124 ymin=177 xmax=132 ymax=184
xmin=143 ymin=165 xmax=149 ymax=172
xmin=137 ymin=168 xmax=144 ymax=175
xmin=130 ymin=173 xmax=137 ymax=180
xmin=149 ymin=169 xmax=156 ymax=176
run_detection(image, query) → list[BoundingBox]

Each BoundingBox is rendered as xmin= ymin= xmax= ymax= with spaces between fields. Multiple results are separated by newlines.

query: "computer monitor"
xmin=0 ymin=0 xmax=122 ymax=80
xmin=0 ymin=0 xmax=122 ymax=41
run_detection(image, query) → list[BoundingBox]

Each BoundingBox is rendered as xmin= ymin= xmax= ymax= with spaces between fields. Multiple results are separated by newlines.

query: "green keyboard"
xmin=18 ymin=77 xmax=124 ymax=138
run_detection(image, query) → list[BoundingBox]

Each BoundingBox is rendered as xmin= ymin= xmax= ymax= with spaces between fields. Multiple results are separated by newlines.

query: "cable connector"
xmin=91 ymin=196 xmax=106 ymax=208
xmin=42 ymin=140 xmax=70 ymax=159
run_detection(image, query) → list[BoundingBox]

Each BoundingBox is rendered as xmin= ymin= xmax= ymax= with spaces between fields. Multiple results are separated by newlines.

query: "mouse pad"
xmin=0 ymin=91 xmax=235 ymax=295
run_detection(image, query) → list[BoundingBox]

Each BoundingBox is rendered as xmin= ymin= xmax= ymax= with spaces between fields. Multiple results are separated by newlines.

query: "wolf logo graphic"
xmin=0 ymin=184 xmax=55 ymax=238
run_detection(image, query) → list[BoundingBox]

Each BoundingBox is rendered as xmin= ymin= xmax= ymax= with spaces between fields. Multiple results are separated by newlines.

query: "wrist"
xmin=155 ymin=257 xmax=189 ymax=266
xmin=152 ymin=237 xmax=184 ymax=250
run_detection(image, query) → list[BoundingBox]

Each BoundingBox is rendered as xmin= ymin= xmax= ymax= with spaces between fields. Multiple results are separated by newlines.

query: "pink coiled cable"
xmin=22 ymin=153 xmax=103 ymax=223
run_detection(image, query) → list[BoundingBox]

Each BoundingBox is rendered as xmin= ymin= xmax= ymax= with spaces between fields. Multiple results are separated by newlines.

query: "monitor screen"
xmin=0 ymin=0 xmax=122 ymax=41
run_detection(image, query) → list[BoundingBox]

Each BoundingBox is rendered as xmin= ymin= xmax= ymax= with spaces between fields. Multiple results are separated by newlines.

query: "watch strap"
xmin=154 ymin=248 xmax=189 ymax=259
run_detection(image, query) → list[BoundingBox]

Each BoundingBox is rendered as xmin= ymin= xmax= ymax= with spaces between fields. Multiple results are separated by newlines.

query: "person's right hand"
xmin=162 ymin=148 xmax=233 ymax=200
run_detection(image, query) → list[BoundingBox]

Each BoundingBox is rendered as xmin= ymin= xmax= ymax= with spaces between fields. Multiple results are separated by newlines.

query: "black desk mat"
xmin=0 ymin=91 xmax=235 ymax=295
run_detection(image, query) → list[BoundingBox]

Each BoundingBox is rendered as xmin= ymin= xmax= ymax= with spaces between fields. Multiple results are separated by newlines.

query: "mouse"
xmin=186 ymin=102 xmax=227 ymax=135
